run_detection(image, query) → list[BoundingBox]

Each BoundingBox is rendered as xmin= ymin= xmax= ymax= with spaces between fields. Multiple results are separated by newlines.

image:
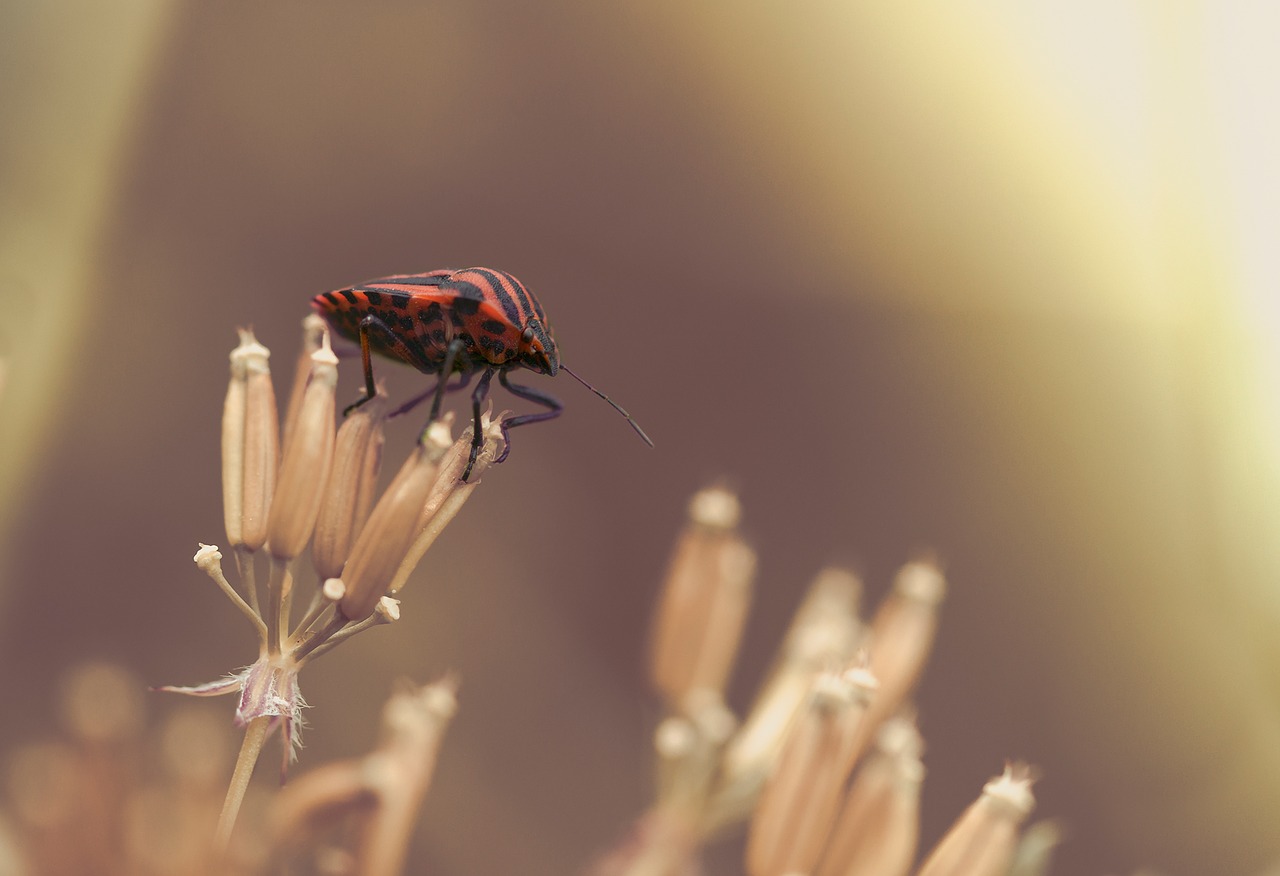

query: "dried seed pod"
xmin=281 ymin=313 xmax=328 ymax=452
xmin=745 ymin=666 xmax=878 ymax=876
xmin=816 ymin=717 xmax=923 ymax=876
xmin=223 ymin=329 xmax=278 ymax=550
xmin=266 ymin=335 xmax=338 ymax=561
xmin=843 ymin=558 xmax=945 ymax=774
xmin=359 ymin=678 xmax=460 ymax=876
xmin=312 ymin=391 xmax=388 ymax=581
xmin=241 ymin=337 xmax=280 ymax=551
xmin=650 ymin=486 xmax=756 ymax=709
xmin=916 ymin=764 xmax=1037 ymax=876
xmin=338 ymin=422 xmax=453 ymax=621
xmin=716 ymin=566 xmax=864 ymax=826
xmin=385 ymin=413 xmax=506 ymax=598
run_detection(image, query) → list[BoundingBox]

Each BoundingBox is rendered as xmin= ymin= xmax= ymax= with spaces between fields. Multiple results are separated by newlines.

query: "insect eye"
xmin=522 ymin=327 xmax=536 ymax=345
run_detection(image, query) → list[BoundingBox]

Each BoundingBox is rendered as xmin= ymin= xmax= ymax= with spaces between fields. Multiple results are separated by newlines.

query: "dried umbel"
xmin=590 ymin=489 xmax=1050 ymax=876
xmin=161 ymin=318 xmax=506 ymax=851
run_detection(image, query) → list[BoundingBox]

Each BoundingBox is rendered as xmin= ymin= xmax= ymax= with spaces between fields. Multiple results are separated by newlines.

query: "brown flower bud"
xmin=265 ymin=335 xmax=337 ymax=561
xmin=650 ymin=486 xmax=756 ymax=709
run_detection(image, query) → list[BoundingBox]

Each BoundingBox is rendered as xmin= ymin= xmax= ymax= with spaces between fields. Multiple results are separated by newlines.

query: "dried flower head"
xmin=161 ymin=321 xmax=506 ymax=850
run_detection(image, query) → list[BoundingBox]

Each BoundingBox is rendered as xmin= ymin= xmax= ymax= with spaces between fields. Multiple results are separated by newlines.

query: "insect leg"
xmin=462 ymin=368 xmax=496 ymax=481
xmin=428 ymin=338 xmax=468 ymax=423
xmin=344 ymin=314 xmax=398 ymax=416
xmin=496 ymin=370 xmax=564 ymax=464
xmin=389 ymin=370 xmax=474 ymax=419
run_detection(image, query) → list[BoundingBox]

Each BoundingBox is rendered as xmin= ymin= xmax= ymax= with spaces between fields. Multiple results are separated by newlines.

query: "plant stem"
xmin=216 ymin=714 xmax=270 ymax=852
xmin=236 ymin=544 xmax=261 ymax=617
xmin=266 ymin=557 xmax=284 ymax=654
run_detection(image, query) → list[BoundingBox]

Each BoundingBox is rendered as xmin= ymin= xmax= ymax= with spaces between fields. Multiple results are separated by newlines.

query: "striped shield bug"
xmin=312 ymin=267 xmax=653 ymax=480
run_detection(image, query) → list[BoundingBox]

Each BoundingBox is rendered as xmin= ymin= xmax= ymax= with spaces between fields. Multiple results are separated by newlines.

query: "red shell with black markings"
xmin=312 ymin=267 xmax=559 ymax=377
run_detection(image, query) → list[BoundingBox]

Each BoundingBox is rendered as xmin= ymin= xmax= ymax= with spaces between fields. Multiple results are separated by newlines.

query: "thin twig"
xmin=205 ymin=549 xmax=267 ymax=645
xmin=296 ymin=611 xmax=386 ymax=666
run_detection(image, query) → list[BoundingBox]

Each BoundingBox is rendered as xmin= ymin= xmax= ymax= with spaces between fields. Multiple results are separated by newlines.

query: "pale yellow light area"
xmin=0 ymin=0 xmax=175 ymax=579
xmin=632 ymin=3 xmax=1280 ymax=865
xmin=646 ymin=1 xmax=1280 ymax=595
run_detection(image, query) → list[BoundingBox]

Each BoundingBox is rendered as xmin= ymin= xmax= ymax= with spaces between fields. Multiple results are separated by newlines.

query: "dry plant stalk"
xmin=157 ymin=320 xmax=507 ymax=855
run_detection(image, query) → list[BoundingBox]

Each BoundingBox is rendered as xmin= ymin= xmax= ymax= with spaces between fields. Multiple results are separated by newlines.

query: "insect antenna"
xmin=561 ymin=364 xmax=654 ymax=447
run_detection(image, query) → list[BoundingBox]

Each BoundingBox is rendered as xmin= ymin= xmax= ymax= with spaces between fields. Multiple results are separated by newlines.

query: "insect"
xmin=312 ymin=267 xmax=652 ymax=480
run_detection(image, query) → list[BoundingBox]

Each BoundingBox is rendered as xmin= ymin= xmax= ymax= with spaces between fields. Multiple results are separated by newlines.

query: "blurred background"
xmin=2 ymin=2 xmax=1279 ymax=874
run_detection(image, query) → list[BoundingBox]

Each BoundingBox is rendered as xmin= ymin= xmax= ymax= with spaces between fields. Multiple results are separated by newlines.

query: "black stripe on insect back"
xmin=508 ymin=272 xmax=544 ymax=322
xmin=339 ymin=289 xmax=359 ymax=305
xmin=378 ymin=274 xmax=450 ymax=287
xmin=483 ymin=268 xmax=534 ymax=323
xmin=463 ymin=267 xmax=522 ymax=325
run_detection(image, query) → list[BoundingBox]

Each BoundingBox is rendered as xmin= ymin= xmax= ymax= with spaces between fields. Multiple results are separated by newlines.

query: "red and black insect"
xmin=312 ymin=267 xmax=652 ymax=479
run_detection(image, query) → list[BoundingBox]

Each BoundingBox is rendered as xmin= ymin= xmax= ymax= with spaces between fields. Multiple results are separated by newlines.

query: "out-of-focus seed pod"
xmin=843 ymin=558 xmax=945 ymax=774
xmin=653 ymin=691 xmax=737 ymax=818
xmin=816 ymin=717 xmax=923 ymax=876
xmin=311 ymin=391 xmax=388 ymax=581
xmin=1006 ymin=819 xmax=1064 ymax=876
xmin=59 ymin=662 xmax=145 ymax=745
xmin=265 ymin=336 xmax=337 ymax=561
xmin=649 ymin=486 xmax=756 ymax=711
xmin=745 ymin=666 xmax=878 ymax=876
xmin=359 ymin=677 xmax=459 ymax=876
xmin=6 ymin=742 xmax=80 ymax=829
xmin=160 ymin=706 xmax=235 ymax=792
xmin=339 ymin=423 xmax=453 ymax=621
xmin=714 ymin=567 xmax=864 ymax=827
xmin=915 ymin=764 xmax=1037 ymax=876
xmin=584 ymin=809 xmax=703 ymax=876
xmin=281 ymin=313 xmax=327 ymax=452
xmin=223 ymin=330 xmax=277 ymax=550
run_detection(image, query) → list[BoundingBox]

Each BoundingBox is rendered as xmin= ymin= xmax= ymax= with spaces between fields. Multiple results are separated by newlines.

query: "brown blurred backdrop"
xmin=2 ymin=3 xmax=1279 ymax=874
